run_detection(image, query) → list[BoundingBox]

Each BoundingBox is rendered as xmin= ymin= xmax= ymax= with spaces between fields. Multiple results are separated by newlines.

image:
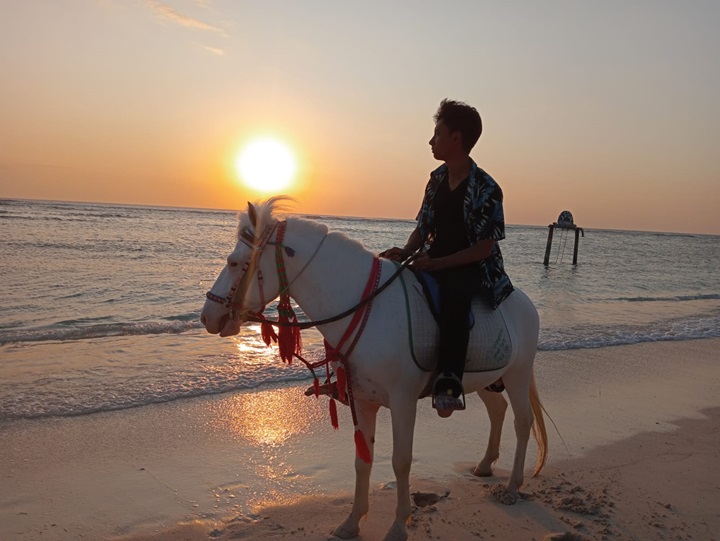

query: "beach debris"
xmin=411 ymin=490 xmax=449 ymax=507
xmin=487 ymin=483 xmax=534 ymax=505
xmin=542 ymin=533 xmax=588 ymax=541
xmin=555 ymin=495 xmax=601 ymax=515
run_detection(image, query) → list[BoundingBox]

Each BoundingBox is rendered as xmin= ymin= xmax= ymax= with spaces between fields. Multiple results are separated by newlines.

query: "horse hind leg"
xmin=473 ymin=387 xmax=508 ymax=477
xmin=496 ymin=367 xmax=534 ymax=504
xmin=332 ymin=402 xmax=379 ymax=539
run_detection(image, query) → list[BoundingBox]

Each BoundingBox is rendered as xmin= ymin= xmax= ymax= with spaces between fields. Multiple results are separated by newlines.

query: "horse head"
xmin=200 ymin=197 xmax=291 ymax=337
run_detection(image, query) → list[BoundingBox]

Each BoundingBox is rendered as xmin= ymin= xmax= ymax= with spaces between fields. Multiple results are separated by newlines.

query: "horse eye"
xmin=229 ymin=261 xmax=238 ymax=268
xmin=241 ymin=227 xmax=255 ymax=243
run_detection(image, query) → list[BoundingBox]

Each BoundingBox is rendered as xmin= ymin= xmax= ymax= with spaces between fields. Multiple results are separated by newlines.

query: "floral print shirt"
xmin=416 ymin=160 xmax=514 ymax=308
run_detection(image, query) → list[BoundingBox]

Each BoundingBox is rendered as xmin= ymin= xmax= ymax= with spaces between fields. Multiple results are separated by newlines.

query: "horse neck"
xmin=284 ymin=224 xmax=376 ymax=339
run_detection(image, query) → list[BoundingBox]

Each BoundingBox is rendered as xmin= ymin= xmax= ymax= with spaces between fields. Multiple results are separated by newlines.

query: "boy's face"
xmin=429 ymin=121 xmax=461 ymax=161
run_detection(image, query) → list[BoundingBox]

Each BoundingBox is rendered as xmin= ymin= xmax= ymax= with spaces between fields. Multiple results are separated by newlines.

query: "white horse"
xmin=201 ymin=198 xmax=547 ymax=541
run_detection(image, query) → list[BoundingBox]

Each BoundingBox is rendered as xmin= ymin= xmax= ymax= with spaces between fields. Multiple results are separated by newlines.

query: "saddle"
xmin=399 ymin=269 xmax=515 ymax=373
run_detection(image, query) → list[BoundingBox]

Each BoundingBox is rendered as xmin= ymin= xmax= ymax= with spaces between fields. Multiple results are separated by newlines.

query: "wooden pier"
xmin=543 ymin=210 xmax=584 ymax=266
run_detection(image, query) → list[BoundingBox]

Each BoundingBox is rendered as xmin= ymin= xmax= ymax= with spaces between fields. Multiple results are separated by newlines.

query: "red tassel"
xmin=354 ymin=429 xmax=372 ymax=464
xmin=329 ymin=398 xmax=339 ymax=429
xmin=277 ymin=307 xmax=302 ymax=363
xmin=335 ymin=366 xmax=347 ymax=403
xmin=261 ymin=321 xmax=277 ymax=346
xmin=277 ymin=318 xmax=295 ymax=363
xmin=278 ymin=317 xmax=292 ymax=363
xmin=313 ymin=377 xmax=320 ymax=398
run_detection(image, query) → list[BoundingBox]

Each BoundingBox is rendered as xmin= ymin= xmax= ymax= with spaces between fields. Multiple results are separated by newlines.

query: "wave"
xmin=2 ymin=318 xmax=718 ymax=421
xmin=0 ymin=320 xmax=204 ymax=345
xmin=4 ymin=329 xmax=718 ymax=423
xmin=0 ymin=372 xmax=316 ymax=422
xmin=0 ymin=213 xmax=131 ymax=223
xmin=538 ymin=314 xmax=720 ymax=351
xmin=3 ymin=304 xmax=718 ymax=348
xmin=613 ymin=293 xmax=720 ymax=303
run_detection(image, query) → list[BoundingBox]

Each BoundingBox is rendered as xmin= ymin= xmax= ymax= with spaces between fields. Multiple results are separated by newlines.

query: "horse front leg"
xmin=332 ymin=401 xmax=379 ymax=539
xmin=473 ymin=387 xmax=508 ymax=477
xmin=382 ymin=397 xmax=418 ymax=541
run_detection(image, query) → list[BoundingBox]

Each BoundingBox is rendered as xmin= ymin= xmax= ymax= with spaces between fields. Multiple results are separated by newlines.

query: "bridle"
xmin=206 ymin=219 xmax=325 ymax=324
xmin=205 ymin=219 xmax=417 ymax=330
xmin=205 ymin=220 xmax=279 ymax=322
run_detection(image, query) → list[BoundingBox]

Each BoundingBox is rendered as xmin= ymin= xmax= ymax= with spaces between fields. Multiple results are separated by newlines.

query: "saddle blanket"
xmin=401 ymin=272 xmax=515 ymax=373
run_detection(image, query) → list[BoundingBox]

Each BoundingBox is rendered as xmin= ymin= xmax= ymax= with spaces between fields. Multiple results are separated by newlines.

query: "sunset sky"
xmin=1 ymin=1 xmax=718 ymax=234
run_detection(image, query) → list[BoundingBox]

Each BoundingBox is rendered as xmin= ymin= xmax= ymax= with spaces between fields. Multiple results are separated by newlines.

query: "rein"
xmin=243 ymin=256 xmax=414 ymax=329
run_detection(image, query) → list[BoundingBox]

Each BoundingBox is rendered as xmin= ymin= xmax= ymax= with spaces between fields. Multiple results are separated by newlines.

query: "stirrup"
xmin=432 ymin=373 xmax=466 ymax=412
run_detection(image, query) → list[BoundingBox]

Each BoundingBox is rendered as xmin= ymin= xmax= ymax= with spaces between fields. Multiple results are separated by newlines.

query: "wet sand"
xmin=2 ymin=339 xmax=719 ymax=541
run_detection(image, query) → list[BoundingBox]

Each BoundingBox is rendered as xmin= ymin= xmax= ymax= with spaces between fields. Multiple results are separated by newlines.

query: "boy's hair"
xmin=433 ymin=99 xmax=483 ymax=152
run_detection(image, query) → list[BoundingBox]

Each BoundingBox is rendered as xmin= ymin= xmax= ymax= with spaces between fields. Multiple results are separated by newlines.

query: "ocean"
xmin=1 ymin=199 xmax=718 ymax=422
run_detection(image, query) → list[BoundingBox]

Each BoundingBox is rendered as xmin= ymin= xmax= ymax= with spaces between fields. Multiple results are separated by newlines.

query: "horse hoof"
xmin=331 ymin=519 xmax=360 ymax=539
xmin=472 ymin=463 xmax=493 ymax=477
xmin=381 ymin=519 xmax=408 ymax=541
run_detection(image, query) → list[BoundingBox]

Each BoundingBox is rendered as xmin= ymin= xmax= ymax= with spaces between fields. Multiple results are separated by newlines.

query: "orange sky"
xmin=1 ymin=1 xmax=719 ymax=234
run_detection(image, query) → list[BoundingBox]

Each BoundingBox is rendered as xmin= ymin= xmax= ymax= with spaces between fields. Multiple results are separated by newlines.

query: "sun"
xmin=235 ymin=137 xmax=297 ymax=192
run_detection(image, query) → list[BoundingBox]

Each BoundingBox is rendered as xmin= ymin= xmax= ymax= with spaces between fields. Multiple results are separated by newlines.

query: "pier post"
xmin=543 ymin=226 xmax=554 ymax=266
xmin=572 ymin=228 xmax=584 ymax=265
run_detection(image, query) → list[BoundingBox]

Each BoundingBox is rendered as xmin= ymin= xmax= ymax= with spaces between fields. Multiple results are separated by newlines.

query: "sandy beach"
xmin=2 ymin=338 xmax=719 ymax=541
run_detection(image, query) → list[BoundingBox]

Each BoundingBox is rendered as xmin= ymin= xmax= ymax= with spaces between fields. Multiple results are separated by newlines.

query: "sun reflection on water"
xmin=234 ymin=325 xmax=279 ymax=360
xmin=213 ymin=386 xmax=324 ymax=447
xmin=208 ymin=386 xmax=329 ymax=511
xmin=201 ymin=323 xmax=336 ymax=511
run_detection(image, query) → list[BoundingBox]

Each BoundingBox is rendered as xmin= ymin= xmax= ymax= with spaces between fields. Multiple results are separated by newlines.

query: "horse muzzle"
xmin=218 ymin=313 xmax=242 ymax=337
xmin=201 ymin=303 xmax=244 ymax=336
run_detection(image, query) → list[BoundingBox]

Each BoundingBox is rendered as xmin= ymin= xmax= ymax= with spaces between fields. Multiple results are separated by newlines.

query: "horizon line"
xmin=2 ymin=196 xmax=717 ymax=238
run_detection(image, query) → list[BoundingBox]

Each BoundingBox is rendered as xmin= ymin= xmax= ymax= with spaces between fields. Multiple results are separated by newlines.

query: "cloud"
xmin=146 ymin=0 xmax=221 ymax=32
xmin=202 ymin=45 xmax=225 ymax=56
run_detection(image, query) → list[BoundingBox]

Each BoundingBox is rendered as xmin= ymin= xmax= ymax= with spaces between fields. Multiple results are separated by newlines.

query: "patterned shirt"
xmin=416 ymin=160 xmax=514 ymax=308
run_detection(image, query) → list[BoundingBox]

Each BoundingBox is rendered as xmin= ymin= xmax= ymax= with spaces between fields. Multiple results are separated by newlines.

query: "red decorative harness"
xmin=321 ymin=256 xmax=381 ymax=463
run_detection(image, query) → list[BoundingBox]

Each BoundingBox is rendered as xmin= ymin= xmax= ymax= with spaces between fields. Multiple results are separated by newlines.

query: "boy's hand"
xmin=379 ymin=247 xmax=412 ymax=262
xmin=410 ymin=251 xmax=433 ymax=271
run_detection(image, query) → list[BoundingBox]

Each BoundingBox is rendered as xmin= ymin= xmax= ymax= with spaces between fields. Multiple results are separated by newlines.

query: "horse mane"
xmin=236 ymin=196 xmax=295 ymax=241
xmin=237 ymin=196 xmax=370 ymax=255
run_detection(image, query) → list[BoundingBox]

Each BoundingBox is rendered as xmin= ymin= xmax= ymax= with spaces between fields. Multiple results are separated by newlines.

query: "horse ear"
xmin=247 ymin=202 xmax=258 ymax=229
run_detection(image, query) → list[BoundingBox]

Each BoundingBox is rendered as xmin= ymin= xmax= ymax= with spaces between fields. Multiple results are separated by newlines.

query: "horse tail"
xmin=529 ymin=370 xmax=548 ymax=477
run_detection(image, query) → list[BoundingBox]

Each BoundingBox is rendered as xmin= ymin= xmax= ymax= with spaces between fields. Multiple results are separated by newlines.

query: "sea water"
xmin=1 ymin=199 xmax=718 ymax=421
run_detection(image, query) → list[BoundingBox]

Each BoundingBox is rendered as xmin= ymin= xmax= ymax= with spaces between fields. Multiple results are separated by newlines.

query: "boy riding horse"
xmin=381 ymin=99 xmax=514 ymax=417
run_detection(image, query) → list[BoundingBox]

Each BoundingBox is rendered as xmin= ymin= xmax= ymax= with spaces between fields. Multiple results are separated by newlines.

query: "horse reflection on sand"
xmin=201 ymin=197 xmax=547 ymax=541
